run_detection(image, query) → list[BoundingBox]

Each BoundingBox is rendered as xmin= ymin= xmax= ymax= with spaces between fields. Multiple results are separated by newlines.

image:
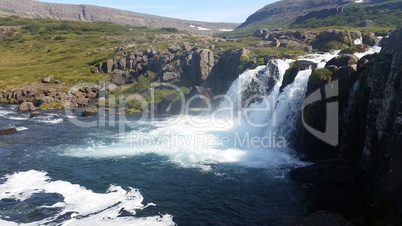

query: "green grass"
xmin=223 ymin=0 xmax=401 ymax=38
xmin=291 ymin=0 xmax=402 ymax=29
xmin=0 ymin=17 xmax=184 ymax=89
xmin=0 ymin=16 xmax=311 ymax=90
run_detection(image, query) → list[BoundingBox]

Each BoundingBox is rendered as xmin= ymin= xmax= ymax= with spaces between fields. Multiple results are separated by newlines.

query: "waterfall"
xmin=265 ymin=69 xmax=312 ymax=145
xmin=218 ymin=60 xmax=289 ymax=112
xmin=219 ymin=59 xmax=313 ymax=148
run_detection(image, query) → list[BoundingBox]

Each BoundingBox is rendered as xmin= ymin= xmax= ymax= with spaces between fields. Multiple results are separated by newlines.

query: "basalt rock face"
xmin=191 ymin=49 xmax=214 ymax=86
xmin=292 ymin=28 xmax=402 ymax=223
xmin=361 ymin=28 xmax=402 ymax=210
xmin=202 ymin=48 xmax=251 ymax=96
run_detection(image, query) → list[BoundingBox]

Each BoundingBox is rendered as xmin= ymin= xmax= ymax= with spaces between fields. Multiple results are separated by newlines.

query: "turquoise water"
xmin=0 ymin=105 xmax=306 ymax=225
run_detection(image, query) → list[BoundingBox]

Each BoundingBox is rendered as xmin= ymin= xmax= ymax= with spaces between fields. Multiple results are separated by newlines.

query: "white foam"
xmin=5 ymin=115 xmax=28 ymax=121
xmin=62 ymin=60 xmax=306 ymax=171
xmin=4 ymin=113 xmax=64 ymax=124
xmin=0 ymin=170 xmax=175 ymax=226
xmin=269 ymin=69 xmax=312 ymax=142
xmin=354 ymin=38 xmax=363 ymax=45
xmin=15 ymin=127 xmax=28 ymax=131
xmin=354 ymin=36 xmax=383 ymax=59
xmin=0 ymin=109 xmax=12 ymax=117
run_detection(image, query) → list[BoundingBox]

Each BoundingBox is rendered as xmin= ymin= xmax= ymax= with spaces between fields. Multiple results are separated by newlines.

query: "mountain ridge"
xmin=236 ymin=0 xmax=400 ymax=31
xmin=0 ymin=0 xmax=238 ymax=34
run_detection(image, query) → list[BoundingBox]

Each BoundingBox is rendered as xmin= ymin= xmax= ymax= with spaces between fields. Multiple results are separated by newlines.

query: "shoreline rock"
xmin=0 ymin=127 xmax=18 ymax=135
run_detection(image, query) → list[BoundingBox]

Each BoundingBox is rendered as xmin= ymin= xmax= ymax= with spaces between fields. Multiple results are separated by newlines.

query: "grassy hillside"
xmin=0 ymin=17 xmax=189 ymax=89
xmin=291 ymin=0 xmax=402 ymax=28
xmin=0 ymin=17 xmax=308 ymax=90
xmin=229 ymin=0 xmax=402 ymax=37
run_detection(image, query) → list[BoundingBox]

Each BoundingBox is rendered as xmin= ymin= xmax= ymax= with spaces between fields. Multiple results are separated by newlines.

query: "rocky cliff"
xmin=290 ymin=28 xmax=402 ymax=224
xmin=0 ymin=0 xmax=237 ymax=34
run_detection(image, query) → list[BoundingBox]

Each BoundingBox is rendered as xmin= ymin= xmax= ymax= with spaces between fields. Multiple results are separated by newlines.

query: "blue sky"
xmin=37 ymin=0 xmax=277 ymax=23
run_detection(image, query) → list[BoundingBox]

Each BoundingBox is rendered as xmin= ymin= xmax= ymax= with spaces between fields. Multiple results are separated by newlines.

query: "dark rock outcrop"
xmin=326 ymin=54 xmax=359 ymax=67
xmin=280 ymin=60 xmax=317 ymax=93
xmin=360 ymin=28 xmax=402 ymax=210
xmin=186 ymin=86 xmax=212 ymax=113
xmin=293 ymin=27 xmax=402 ymax=224
xmin=158 ymin=94 xmax=179 ymax=114
xmin=203 ymin=48 xmax=250 ymax=95
xmin=191 ymin=49 xmax=214 ymax=86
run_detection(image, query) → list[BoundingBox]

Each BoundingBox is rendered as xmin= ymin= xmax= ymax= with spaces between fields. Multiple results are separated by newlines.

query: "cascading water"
xmin=221 ymin=59 xmax=313 ymax=149
xmin=355 ymin=36 xmax=383 ymax=58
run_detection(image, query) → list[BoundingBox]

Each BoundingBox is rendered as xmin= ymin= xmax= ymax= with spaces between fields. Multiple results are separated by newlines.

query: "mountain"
xmin=0 ymin=0 xmax=238 ymax=34
xmin=237 ymin=0 xmax=401 ymax=31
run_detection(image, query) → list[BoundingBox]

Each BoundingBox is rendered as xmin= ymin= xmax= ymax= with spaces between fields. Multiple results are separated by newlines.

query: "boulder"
xmin=182 ymin=43 xmax=191 ymax=52
xmin=42 ymin=75 xmax=54 ymax=83
xmin=144 ymin=48 xmax=157 ymax=58
xmin=358 ymin=20 xmax=374 ymax=27
xmin=362 ymin=33 xmax=376 ymax=46
xmin=117 ymin=57 xmax=127 ymax=70
xmin=82 ymin=108 xmax=98 ymax=116
xmin=111 ymin=70 xmax=126 ymax=85
xmin=151 ymin=53 xmax=173 ymax=72
xmin=187 ymin=86 xmax=212 ymax=112
xmin=86 ymin=92 xmax=97 ymax=99
xmin=162 ymin=72 xmax=179 ymax=82
xmin=76 ymin=97 xmax=88 ymax=106
xmin=357 ymin=58 xmax=369 ymax=71
xmin=270 ymin=38 xmax=281 ymax=47
xmin=0 ymin=127 xmax=18 ymax=135
xmin=252 ymin=29 xmax=269 ymax=38
xmin=35 ymin=96 xmax=54 ymax=107
xmin=19 ymin=102 xmax=36 ymax=112
xmin=158 ymin=94 xmax=178 ymax=114
xmin=167 ymin=45 xmax=180 ymax=54
xmin=313 ymin=29 xmax=361 ymax=51
xmin=191 ymin=49 xmax=214 ymax=85
xmin=280 ymin=67 xmax=300 ymax=92
xmin=326 ymin=54 xmax=359 ymax=67
xmin=294 ymin=60 xmax=318 ymax=70
xmin=105 ymin=83 xmax=118 ymax=92
xmin=103 ymin=59 xmax=114 ymax=73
